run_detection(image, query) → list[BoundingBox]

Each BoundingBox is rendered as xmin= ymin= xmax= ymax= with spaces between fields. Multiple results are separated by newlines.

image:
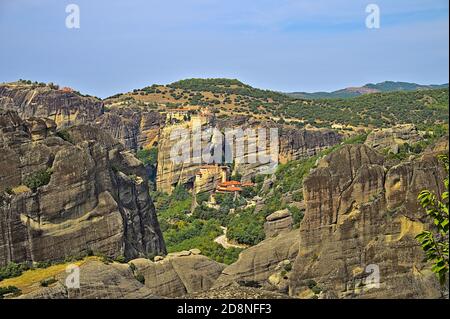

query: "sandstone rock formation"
xmin=0 ymin=84 xmax=103 ymax=127
xmin=130 ymin=253 xmax=226 ymax=297
xmin=365 ymin=124 xmax=422 ymax=153
xmin=96 ymin=108 xmax=164 ymax=151
xmin=264 ymin=209 xmax=293 ymax=238
xmin=0 ymin=111 xmax=166 ymax=266
xmin=289 ymin=143 xmax=448 ymax=298
xmin=18 ymin=260 xmax=159 ymax=299
xmin=156 ymin=115 xmax=342 ymax=193
xmin=214 ymin=230 xmax=299 ymax=290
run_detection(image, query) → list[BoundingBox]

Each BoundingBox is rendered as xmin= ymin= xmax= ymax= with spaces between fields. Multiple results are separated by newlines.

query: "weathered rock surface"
xmin=264 ymin=209 xmax=293 ymax=237
xmin=0 ymin=112 xmax=166 ymax=266
xmin=0 ymin=84 xmax=103 ymax=127
xmin=18 ymin=260 xmax=159 ymax=299
xmin=186 ymin=283 xmax=292 ymax=299
xmin=365 ymin=124 xmax=422 ymax=153
xmin=289 ymin=143 xmax=448 ymax=299
xmin=130 ymin=253 xmax=226 ymax=297
xmin=214 ymin=230 xmax=299 ymax=290
xmin=157 ymin=116 xmax=342 ymax=193
xmin=97 ymin=108 xmax=164 ymax=151
xmin=278 ymin=126 xmax=343 ymax=163
xmin=156 ymin=121 xmax=210 ymax=193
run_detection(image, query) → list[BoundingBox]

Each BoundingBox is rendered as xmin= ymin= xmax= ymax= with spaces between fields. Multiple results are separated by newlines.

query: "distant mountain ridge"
xmin=287 ymin=81 xmax=449 ymax=99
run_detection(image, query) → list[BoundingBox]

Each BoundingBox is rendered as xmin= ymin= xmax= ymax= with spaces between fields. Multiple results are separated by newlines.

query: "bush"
xmin=0 ymin=262 xmax=30 ymax=281
xmin=135 ymin=273 xmax=145 ymax=284
xmin=288 ymin=206 xmax=304 ymax=228
xmin=114 ymin=255 xmax=126 ymax=263
xmin=136 ymin=147 xmax=158 ymax=167
xmin=306 ymin=279 xmax=317 ymax=289
xmin=227 ymin=212 xmax=265 ymax=246
xmin=24 ymin=169 xmax=52 ymax=192
xmin=40 ymin=277 xmax=57 ymax=287
xmin=196 ymin=192 xmax=210 ymax=205
xmin=56 ymin=129 xmax=73 ymax=143
xmin=0 ymin=286 xmax=21 ymax=299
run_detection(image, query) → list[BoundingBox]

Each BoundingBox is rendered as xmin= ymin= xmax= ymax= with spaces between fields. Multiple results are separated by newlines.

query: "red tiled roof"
xmin=217 ymin=186 xmax=242 ymax=192
xmin=218 ymin=181 xmax=241 ymax=187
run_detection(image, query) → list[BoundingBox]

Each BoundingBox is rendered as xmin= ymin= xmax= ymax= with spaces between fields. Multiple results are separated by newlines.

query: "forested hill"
xmin=106 ymin=78 xmax=449 ymax=129
xmin=286 ymin=81 xmax=449 ymax=99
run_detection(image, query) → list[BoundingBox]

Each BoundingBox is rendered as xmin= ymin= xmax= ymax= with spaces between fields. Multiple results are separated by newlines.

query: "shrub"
xmin=114 ymin=255 xmax=126 ymax=263
xmin=40 ymin=277 xmax=57 ymax=287
xmin=0 ymin=262 xmax=30 ymax=281
xmin=0 ymin=286 xmax=21 ymax=299
xmin=135 ymin=273 xmax=145 ymax=284
xmin=55 ymin=129 xmax=73 ymax=143
xmin=136 ymin=147 xmax=158 ymax=167
xmin=311 ymin=285 xmax=322 ymax=294
xmin=306 ymin=279 xmax=317 ymax=289
xmin=24 ymin=169 xmax=52 ymax=192
xmin=288 ymin=206 xmax=304 ymax=228
xmin=227 ymin=212 xmax=265 ymax=246
xmin=196 ymin=192 xmax=210 ymax=205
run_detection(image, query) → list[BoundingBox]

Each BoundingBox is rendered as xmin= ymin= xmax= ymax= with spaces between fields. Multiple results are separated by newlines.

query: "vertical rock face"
xmin=19 ymin=260 xmax=158 ymax=299
xmin=0 ymin=84 xmax=104 ymax=127
xmin=264 ymin=209 xmax=293 ymax=238
xmin=278 ymin=127 xmax=343 ymax=163
xmin=364 ymin=124 xmax=422 ymax=153
xmin=213 ymin=230 xmax=299 ymax=289
xmin=156 ymin=120 xmax=211 ymax=193
xmin=96 ymin=108 xmax=164 ymax=151
xmin=289 ymin=143 xmax=448 ymax=299
xmin=156 ymin=115 xmax=343 ymax=193
xmin=130 ymin=254 xmax=226 ymax=298
xmin=0 ymin=112 xmax=166 ymax=266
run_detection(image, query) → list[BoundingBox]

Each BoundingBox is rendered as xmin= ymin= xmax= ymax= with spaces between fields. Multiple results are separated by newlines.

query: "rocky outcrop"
xmin=96 ymin=108 xmax=164 ymax=151
xmin=18 ymin=260 xmax=159 ymax=299
xmin=289 ymin=143 xmax=448 ymax=299
xmin=278 ymin=126 xmax=342 ymax=163
xmin=157 ymin=116 xmax=342 ymax=193
xmin=0 ymin=84 xmax=103 ymax=127
xmin=365 ymin=124 xmax=422 ymax=153
xmin=264 ymin=209 xmax=293 ymax=238
xmin=130 ymin=252 xmax=226 ymax=297
xmin=186 ymin=283 xmax=291 ymax=299
xmin=0 ymin=111 xmax=166 ymax=266
xmin=214 ymin=230 xmax=299 ymax=290
xmin=156 ymin=120 xmax=211 ymax=193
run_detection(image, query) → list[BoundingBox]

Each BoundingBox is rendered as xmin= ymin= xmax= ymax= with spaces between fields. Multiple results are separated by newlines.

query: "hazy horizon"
xmin=1 ymin=0 xmax=448 ymax=98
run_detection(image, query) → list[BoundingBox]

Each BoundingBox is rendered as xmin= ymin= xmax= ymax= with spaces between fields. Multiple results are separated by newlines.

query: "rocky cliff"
xmin=289 ymin=143 xmax=448 ymax=298
xmin=156 ymin=116 xmax=342 ymax=193
xmin=0 ymin=84 xmax=103 ymax=127
xmin=131 ymin=250 xmax=226 ymax=297
xmin=0 ymin=111 xmax=166 ymax=266
xmin=365 ymin=124 xmax=422 ymax=153
xmin=96 ymin=108 xmax=164 ymax=151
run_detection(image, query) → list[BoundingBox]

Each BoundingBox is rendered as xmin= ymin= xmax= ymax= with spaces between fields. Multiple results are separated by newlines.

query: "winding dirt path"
xmin=214 ymin=226 xmax=248 ymax=249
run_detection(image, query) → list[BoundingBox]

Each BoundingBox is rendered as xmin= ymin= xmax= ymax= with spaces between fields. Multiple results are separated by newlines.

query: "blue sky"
xmin=0 ymin=0 xmax=448 ymax=98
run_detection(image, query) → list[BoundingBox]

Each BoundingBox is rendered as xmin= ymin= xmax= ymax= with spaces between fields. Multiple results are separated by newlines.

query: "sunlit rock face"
xmin=289 ymin=143 xmax=448 ymax=299
xmin=156 ymin=115 xmax=343 ymax=193
xmin=364 ymin=124 xmax=422 ymax=154
xmin=0 ymin=112 xmax=166 ymax=266
xmin=0 ymin=84 xmax=104 ymax=127
xmin=96 ymin=108 xmax=164 ymax=151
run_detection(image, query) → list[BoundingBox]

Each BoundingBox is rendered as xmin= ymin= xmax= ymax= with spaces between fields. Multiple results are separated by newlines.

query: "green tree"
xmin=415 ymin=155 xmax=449 ymax=286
